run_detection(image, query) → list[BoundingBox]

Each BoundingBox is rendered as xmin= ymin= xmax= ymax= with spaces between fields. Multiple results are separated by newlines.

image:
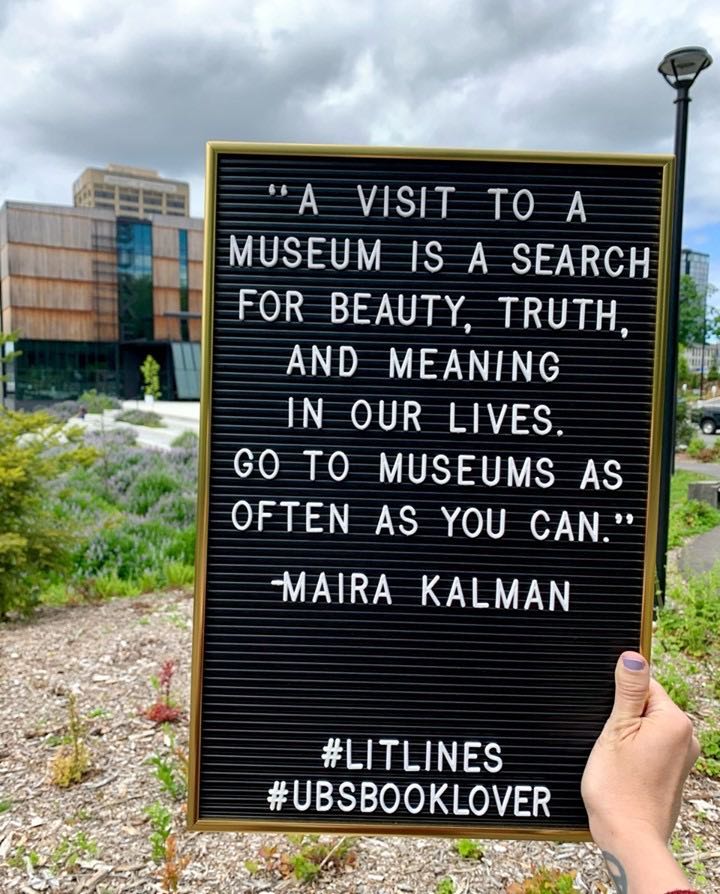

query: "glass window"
xmin=116 ymin=219 xmax=154 ymax=341
xmin=14 ymin=340 xmax=119 ymax=401
xmin=179 ymin=229 xmax=189 ymax=341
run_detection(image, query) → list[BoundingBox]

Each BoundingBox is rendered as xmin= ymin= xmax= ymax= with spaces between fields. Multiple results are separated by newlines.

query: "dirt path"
xmin=1 ymin=592 xmax=718 ymax=893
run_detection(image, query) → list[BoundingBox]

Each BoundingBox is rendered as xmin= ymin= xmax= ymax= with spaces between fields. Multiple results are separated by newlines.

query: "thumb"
xmin=610 ymin=651 xmax=650 ymax=721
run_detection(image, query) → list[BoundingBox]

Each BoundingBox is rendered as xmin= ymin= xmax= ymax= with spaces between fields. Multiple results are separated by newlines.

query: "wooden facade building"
xmin=0 ymin=200 xmax=202 ymax=404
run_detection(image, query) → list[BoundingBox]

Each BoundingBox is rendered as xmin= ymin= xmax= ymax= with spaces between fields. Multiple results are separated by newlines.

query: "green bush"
xmin=669 ymin=498 xmax=720 ymax=549
xmin=657 ymin=568 xmax=720 ymax=657
xmin=0 ymin=409 xmax=96 ymax=617
xmin=48 ymin=400 xmax=82 ymax=421
xmin=687 ymin=435 xmax=707 ymax=458
xmin=676 ymin=394 xmax=695 ymax=448
xmin=73 ymin=517 xmax=195 ymax=583
xmin=170 ymin=430 xmax=199 ymax=449
xmin=127 ymin=471 xmax=180 ymax=516
xmin=78 ymin=389 xmax=120 ymax=413
xmin=116 ymin=409 xmax=165 ymax=428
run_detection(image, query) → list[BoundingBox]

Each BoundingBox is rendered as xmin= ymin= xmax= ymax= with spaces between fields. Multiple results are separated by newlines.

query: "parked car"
xmin=691 ymin=403 xmax=720 ymax=434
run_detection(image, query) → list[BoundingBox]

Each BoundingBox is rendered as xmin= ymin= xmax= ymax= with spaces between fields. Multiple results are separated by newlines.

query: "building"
xmin=681 ymin=247 xmax=710 ymax=297
xmin=685 ymin=343 xmax=720 ymax=374
xmin=73 ymin=163 xmax=190 ymax=218
xmin=0 ymin=196 xmax=202 ymax=406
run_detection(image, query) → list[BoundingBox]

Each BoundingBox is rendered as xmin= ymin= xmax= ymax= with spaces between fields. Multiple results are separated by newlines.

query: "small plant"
xmin=50 ymin=693 xmax=91 ymax=787
xmin=507 ymin=867 xmax=576 ymax=894
xmin=147 ymin=729 xmax=188 ymax=801
xmin=698 ymin=726 xmax=720 ymax=778
xmin=7 ymin=845 xmax=41 ymax=870
xmin=162 ymin=561 xmax=195 ymax=589
xmin=436 ymin=878 xmax=456 ymax=894
xmin=116 ymin=408 xmax=165 ymax=427
xmin=252 ymin=835 xmax=357 ymax=883
xmin=0 ymin=798 xmax=11 ymax=813
xmin=145 ymin=802 xmax=173 ymax=863
xmin=159 ymin=833 xmax=190 ymax=892
xmin=52 ymin=831 xmax=98 ymax=869
xmin=140 ymin=355 xmax=162 ymax=400
xmin=454 ymin=838 xmax=484 ymax=860
xmin=144 ymin=660 xmax=181 ymax=724
xmin=657 ymin=568 xmax=720 ymax=657
xmin=655 ymin=661 xmax=694 ymax=712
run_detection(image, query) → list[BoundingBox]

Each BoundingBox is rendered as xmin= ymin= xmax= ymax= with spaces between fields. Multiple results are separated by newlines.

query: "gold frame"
xmin=188 ymin=141 xmax=675 ymax=839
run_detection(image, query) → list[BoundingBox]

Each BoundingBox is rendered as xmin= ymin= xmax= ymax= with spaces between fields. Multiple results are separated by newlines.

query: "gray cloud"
xmin=0 ymin=0 xmax=717 ymax=232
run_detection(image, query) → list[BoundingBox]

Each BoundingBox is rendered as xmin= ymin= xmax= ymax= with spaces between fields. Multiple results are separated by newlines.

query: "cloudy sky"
xmin=1 ymin=0 xmax=718 ymax=286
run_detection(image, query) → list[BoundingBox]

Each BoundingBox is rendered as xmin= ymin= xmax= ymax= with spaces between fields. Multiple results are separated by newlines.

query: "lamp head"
xmin=659 ymin=46 xmax=713 ymax=89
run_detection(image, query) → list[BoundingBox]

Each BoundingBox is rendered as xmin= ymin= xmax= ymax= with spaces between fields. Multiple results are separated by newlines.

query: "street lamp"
xmin=656 ymin=46 xmax=713 ymax=602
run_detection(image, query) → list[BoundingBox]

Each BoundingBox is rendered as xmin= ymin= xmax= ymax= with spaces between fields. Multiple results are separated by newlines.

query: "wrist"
xmin=592 ymin=829 xmax=691 ymax=894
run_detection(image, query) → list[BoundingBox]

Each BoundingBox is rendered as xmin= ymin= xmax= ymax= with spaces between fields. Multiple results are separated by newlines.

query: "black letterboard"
xmin=189 ymin=144 xmax=672 ymax=838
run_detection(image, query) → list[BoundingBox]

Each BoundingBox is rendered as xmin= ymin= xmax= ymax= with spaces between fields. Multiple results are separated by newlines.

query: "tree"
xmin=140 ymin=354 xmax=161 ymax=400
xmin=678 ymin=274 xmax=705 ymax=346
xmin=0 ymin=333 xmax=96 ymax=617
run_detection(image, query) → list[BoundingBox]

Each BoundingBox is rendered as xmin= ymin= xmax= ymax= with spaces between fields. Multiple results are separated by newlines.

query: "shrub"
xmin=676 ymin=395 xmax=695 ymax=449
xmin=127 ymin=470 xmax=180 ymax=516
xmin=47 ymin=400 xmax=82 ymax=421
xmin=78 ymin=389 xmax=120 ymax=413
xmin=668 ymin=498 xmax=720 ymax=549
xmin=170 ymin=430 xmax=198 ymax=449
xmin=657 ymin=568 xmax=720 ymax=657
xmin=117 ymin=409 xmax=165 ymax=427
xmin=686 ymin=435 xmax=707 ymax=458
xmin=0 ymin=408 xmax=96 ymax=617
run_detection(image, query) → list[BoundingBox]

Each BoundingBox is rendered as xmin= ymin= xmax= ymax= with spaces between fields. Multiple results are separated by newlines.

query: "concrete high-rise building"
xmin=0 ymin=197 xmax=202 ymax=406
xmin=681 ymin=247 xmax=710 ymax=297
xmin=73 ymin=163 xmax=190 ymax=219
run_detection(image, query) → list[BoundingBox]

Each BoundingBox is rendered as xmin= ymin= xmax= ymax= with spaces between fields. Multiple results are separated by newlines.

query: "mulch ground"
xmin=0 ymin=590 xmax=718 ymax=893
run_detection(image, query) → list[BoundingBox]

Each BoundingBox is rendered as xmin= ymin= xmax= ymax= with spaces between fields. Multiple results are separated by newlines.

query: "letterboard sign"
xmin=189 ymin=143 xmax=672 ymax=839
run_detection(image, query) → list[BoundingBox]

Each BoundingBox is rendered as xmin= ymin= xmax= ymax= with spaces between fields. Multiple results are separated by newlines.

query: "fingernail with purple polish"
xmin=622 ymin=656 xmax=645 ymax=671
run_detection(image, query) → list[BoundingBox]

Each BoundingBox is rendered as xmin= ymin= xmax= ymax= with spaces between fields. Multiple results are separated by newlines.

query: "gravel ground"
xmin=0 ymin=591 xmax=718 ymax=893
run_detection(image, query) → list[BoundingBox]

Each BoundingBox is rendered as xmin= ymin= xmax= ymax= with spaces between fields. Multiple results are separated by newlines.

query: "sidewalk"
xmin=679 ymin=526 xmax=720 ymax=577
xmin=675 ymin=457 xmax=720 ymax=577
xmin=675 ymin=457 xmax=720 ymax=479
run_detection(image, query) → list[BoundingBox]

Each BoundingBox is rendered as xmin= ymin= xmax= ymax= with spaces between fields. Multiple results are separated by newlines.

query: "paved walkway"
xmin=676 ymin=457 xmax=720 ymax=479
xmin=674 ymin=457 xmax=720 ymax=577
xmin=76 ymin=401 xmax=199 ymax=451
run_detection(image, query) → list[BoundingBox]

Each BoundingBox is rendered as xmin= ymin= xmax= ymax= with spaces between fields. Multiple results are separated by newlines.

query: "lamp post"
xmin=656 ymin=46 xmax=712 ymax=602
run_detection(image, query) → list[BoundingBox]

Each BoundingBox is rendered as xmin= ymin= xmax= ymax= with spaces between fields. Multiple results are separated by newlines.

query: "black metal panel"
xmin=196 ymin=150 xmax=665 ymax=834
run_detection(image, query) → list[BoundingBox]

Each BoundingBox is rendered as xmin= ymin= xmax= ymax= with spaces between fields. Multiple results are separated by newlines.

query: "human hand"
xmin=581 ymin=651 xmax=700 ymax=893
